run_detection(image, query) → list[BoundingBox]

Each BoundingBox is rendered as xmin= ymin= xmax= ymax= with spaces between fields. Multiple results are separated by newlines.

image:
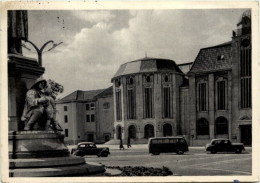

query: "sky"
xmin=22 ymin=9 xmax=248 ymax=99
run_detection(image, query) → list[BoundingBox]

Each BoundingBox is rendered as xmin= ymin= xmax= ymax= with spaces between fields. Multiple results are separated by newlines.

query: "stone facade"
xmin=111 ymin=58 xmax=185 ymax=141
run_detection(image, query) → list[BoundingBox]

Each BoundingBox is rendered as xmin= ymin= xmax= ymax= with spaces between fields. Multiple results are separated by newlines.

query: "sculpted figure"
xmin=8 ymin=10 xmax=28 ymax=55
xmin=21 ymin=78 xmax=62 ymax=131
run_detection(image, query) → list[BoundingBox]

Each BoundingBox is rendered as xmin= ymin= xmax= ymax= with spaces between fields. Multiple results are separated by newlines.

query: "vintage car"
xmin=72 ymin=142 xmax=110 ymax=157
xmin=205 ymin=139 xmax=245 ymax=154
xmin=148 ymin=136 xmax=189 ymax=155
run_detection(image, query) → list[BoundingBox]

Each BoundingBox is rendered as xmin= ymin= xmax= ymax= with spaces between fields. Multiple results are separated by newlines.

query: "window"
xmin=196 ymin=118 xmax=209 ymax=135
xmin=144 ymin=88 xmax=153 ymax=118
xmin=103 ymin=102 xmax=110 ymax=109
xmin=217 ymin=80 xmax=226 ymax=110
xmin=90 ymin=103 xmax=95 ymax=110
xmin=215 ymin=116 xmax=228 ymax=135
xmin=86 ymin=104 xmax=90 ymax=110
xmin=86 ymin=115 xmax=90 ymax=122
xmin=163 ymin=87 xmax=171 ymax=118
xmin=127 ymin=89 xmax=136 ymax=119
xmin=198 ymin=83 xmax=207 ymax=111
xmin=65 ymin=129 xmax=68 ymax=137
xmin=64 ymin=115 xmax=68 ymax=123
xmin=116 ymin=90 xmax=122 ymax=121
xmin=91 ymin=114 xmax=95 ymax=122
xmin=240 ymin=47 xmax=251 ymax=108
xmin=64 ymin=106 xmax=67 ymax=111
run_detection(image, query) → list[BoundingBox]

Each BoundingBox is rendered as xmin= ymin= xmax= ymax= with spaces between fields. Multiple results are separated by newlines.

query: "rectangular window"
xmin=64 ymin=106 xmax=67 ymax=111
xmin=90 ymin=103 xmax=95 ymax=110
xmin=86 ymin=104 xmax=90 ymax=110
xmin=240 ymin=48 xmax=252 ymax=108
xmin=65 ymin=129 xmax=68 ymax=137
xmin=127 ymin=89 xmax=136 ymax=119
xmin=91 ymin=114 xmax=95 ymax=122
xmin=86 ymin=115 xmax=90 ymax=122
xmin=64 ymin=115 xmax=68 ymax=123
xmin=198 ymin=83 xmax=207 ymax=111
xmin=116 ymin=91 xmax=122 ymax=121
xmin=217 ymin=81 xmax=226 ymax=110
xmin=163 ymin=87 xmax=171 ymax=118
xmin=144 ymin=88 xmax=153 ymax=118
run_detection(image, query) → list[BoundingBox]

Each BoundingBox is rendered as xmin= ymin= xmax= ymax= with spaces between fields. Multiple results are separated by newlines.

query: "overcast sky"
xmin=23 ymin=9 xmax=248 ymax=99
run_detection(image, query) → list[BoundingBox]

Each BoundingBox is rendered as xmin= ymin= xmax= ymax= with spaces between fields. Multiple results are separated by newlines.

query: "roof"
xmin=77 ymin=142 xmax=95 ymax=145
xmin=112 ymin=57 xmax=183 ymax=79
xmin=188 ymin=41 xmax=232 ymax=74
xmin=95 ymin=86 xmax=113 ymax=98
xmin=59 ymin=89 xmax=105 ymax=102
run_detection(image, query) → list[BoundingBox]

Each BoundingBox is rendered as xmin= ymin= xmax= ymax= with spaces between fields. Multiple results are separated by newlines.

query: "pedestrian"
xmin=127 ymin=136 xmax=131 ymax=148
xmin=119 ymin=138 xmax=125 ymax=150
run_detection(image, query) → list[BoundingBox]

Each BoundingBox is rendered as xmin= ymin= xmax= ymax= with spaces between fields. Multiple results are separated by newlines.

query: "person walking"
xmin=127 ymin=136 xmax=131 ymax=148
xmin=119 ymin=138 xmax=125 ymax=150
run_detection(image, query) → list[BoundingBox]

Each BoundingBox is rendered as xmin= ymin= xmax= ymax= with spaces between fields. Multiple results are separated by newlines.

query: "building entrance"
xmin=163 ymin=123 xmax=172 ymax=136
xmin=144 ymin=124 xmax=154 ymax=139
xmin=240 ymin=125 xmax=252 ymax=146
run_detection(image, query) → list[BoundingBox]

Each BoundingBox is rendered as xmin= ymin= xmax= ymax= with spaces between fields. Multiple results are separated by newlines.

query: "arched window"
xmin=215 ymin=116 xmax=228 ymax=135
xmin=144 ymin=124 xmax=154 ymax=139
xmin=128 ymin=125 xmax=136 ymax=138
xmin=196 ymin=118 xmax=209 ymax=135
xmin=163 ymin=123 xmax=172 ymax=136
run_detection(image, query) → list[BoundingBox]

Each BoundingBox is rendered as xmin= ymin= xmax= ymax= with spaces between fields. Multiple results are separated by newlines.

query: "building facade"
xmin=55 ymin=87 xmax=114 ymax=144
xmin=56 ymin=10 xmax=251 ymax=146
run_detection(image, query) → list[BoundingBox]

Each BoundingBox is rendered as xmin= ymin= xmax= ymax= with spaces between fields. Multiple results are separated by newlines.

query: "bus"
xmin=148 ymin=136 xmax=189 ymax=155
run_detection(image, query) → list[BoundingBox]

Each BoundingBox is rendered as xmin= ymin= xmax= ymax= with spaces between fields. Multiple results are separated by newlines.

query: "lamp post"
xmin=23 ymin=39 xmax=63 ymax=66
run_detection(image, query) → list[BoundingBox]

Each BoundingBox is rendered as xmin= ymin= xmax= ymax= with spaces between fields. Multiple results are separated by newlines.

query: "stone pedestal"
xmin=8 ymin=54 xmax=45 ymax=131
xmin=8 ymin=131 xmax=105 ymax=177
xmin=8 ymin=54 xmax=105 ymax=177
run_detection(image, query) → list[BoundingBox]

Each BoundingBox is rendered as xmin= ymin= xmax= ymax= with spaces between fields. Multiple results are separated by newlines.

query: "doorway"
xmin=240 ymin=125 xmax=252 ymax=146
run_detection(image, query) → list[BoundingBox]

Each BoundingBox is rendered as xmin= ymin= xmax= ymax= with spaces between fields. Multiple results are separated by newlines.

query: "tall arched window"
xmin=144 ymin=124 xmax=154 ymax=139
xmin=215 ymin=116 xmax=228 ymax=135
xmin=196 ymin=118 xmax=209 ymax=135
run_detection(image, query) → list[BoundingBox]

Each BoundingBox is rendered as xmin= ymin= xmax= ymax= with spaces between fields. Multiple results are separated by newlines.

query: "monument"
xmin=8 ymin=10 xmax=105 ymax=177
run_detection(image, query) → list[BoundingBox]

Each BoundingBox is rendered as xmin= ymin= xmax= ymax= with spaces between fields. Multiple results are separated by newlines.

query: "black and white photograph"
xmin=1 ymin=1 xmax=259 ymax=182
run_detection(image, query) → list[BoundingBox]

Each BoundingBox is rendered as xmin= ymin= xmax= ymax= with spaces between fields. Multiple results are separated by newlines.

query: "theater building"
xmin=56 ymin=10 xmax=251 ymax=146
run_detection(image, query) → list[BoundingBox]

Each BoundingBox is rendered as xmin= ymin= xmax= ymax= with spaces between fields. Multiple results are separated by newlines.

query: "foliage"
xmin=106 ymin=166 xmax=173 ymax=176
xmin=46 ymin=79 xmax=64 ymax=100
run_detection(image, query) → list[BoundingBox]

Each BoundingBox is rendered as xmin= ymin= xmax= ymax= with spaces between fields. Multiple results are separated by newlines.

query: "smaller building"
xmin=55 ymin=87 xmax=114 ymax=144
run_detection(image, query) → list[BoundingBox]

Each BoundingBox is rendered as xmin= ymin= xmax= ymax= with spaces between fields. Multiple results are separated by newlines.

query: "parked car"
xmin=205 ymin=139 xmax=245 ymax=154
xmin=148 ymin=136 xmax=189 ymax=155
xmin=72 ymin=142 xmax=110 ymax=157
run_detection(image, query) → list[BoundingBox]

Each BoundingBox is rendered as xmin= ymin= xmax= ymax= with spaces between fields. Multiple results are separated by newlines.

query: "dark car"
xmin=72 ymin=142 xmax=110 ymax=157
xmin=205 ymin=139 xmax=245 ymax=154
xmin=148 ymin=136 xmax=189 ymax=155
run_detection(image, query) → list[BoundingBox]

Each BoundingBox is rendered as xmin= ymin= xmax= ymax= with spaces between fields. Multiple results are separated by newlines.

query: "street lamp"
xmin=22 ymin=39 xmax=63 ymax=66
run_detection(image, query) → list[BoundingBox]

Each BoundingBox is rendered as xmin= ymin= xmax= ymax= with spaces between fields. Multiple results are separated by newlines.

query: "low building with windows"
xmin=55 ymin=87 xmax=114 ymax=144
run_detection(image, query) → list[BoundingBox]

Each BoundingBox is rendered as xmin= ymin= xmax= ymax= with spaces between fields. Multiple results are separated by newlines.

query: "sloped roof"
xmin=59 ymin=89 xmax=105 ymax=102
xmin=113 ymin=57 xmax=183 ymax=79
xmin=188 ymin=41 xmax=232 ymax=74
xmin=95 ymin=86 xmax=113 ymax=98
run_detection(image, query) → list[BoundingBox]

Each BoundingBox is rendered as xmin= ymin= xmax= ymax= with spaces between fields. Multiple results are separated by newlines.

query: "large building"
xmin=56 ymin=10 xmax=251 ymax=146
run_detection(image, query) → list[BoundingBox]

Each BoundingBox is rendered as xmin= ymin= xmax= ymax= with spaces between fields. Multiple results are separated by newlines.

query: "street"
xmin=82 ymin=145 xmax=252 ymax=176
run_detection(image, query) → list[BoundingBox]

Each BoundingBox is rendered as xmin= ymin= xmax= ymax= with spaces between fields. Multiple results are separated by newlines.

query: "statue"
xmin=21 ymin=78 xmax=62 ymax=131
xmin=8 ymin=10 xmax=28 ymax=55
